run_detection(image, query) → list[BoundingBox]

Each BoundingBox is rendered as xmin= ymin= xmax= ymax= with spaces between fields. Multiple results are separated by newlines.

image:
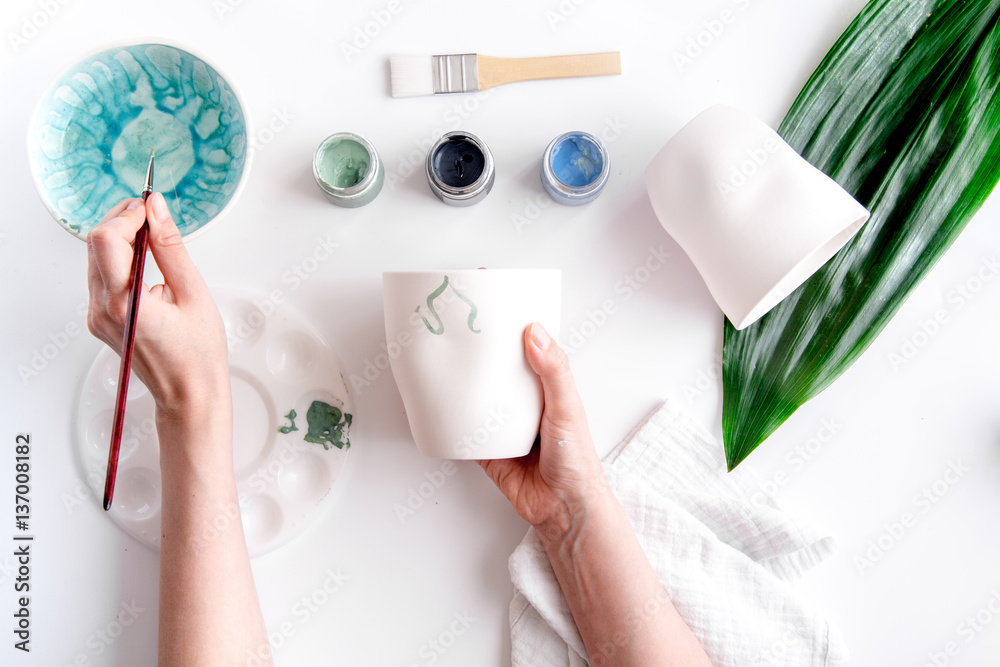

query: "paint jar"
xmin=541 ymin=131 xmax=610 ymax=205
xmin=425 ymin=131 xmax=495 ymax=206
xmin=313 ymin=132 xmax=384 ymax=207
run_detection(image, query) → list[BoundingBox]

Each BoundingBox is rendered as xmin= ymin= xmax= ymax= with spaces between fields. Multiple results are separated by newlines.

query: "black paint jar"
xmin=425 ymin=131 xmax=495 ymax=206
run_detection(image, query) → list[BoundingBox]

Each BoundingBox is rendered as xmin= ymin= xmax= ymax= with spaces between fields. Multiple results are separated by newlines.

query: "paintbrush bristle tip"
xmin=390 ymin=54 xmax=435 ymax=97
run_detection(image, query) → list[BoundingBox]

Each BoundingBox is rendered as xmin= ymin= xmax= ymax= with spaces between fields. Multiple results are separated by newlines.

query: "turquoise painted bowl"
xmin=28 ymin=42 xmax=252 ymax=241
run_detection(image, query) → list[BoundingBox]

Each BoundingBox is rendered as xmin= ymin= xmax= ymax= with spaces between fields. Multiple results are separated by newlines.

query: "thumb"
xmin=145 ymin=193 xmax=200 ymax=300
xmin=524 ymin=323 xmax=587 ymax=429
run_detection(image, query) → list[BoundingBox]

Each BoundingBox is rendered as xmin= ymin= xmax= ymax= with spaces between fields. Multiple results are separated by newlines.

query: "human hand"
xmin=478 ymin=323 xmax=611 ymax=536
xmin=86 ymin=194 xmax=229 ymax=423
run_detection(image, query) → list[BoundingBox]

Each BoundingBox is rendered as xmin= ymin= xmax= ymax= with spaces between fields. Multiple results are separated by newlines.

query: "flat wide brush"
xmin=390 ymin=51 xmax=621 ymax=98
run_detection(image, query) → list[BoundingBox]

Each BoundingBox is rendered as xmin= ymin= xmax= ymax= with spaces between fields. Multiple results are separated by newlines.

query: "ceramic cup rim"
xmin=728 ymin=217 xmax=866 ymax=329
xmin=26 ymin=37 xmax=254 ymax=243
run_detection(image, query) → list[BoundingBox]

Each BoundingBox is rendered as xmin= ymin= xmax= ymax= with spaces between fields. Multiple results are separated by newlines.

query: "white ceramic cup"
xmin=383 ymin=269 xmax=561 ymax=459
xmin=645 ymin=104 xmax=870 ymax=329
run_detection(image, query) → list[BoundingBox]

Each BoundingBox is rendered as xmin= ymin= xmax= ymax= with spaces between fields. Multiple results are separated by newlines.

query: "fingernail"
xmin=126 ymin=198 xmax=142 ymax=210
xmin=152 ymin=192 xmax=170 ymax=221
xmin=531 ymin=323 xmax=552 ymax=351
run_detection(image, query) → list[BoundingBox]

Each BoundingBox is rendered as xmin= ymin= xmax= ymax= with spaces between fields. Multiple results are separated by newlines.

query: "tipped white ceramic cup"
xmin=383 ymin=270 xmax=561 ymax=459
xmin=645 ymin=104 xmax=870 ymax=329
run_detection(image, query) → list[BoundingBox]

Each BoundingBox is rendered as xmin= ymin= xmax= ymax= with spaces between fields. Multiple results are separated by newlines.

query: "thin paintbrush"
xmin=103 ymin=148 xmax=154 ymax=512
xmin=390 ymin=51 xmax=621 ymax=98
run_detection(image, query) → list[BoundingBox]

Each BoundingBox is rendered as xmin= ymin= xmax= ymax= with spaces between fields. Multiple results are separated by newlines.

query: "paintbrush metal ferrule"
xmin=142 ymin=149 xmax=154 ymax=198
xmin=432 ymin=53 xmax=479 ymax=94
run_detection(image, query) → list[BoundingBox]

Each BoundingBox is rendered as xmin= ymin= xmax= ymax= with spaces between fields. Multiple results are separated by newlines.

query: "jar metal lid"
xmin=313 ymin=132 xmax=384 ymax=208
xmin=425 ymin=131 xmax=495 ymax=207
xmin=541 ymin=131 xmax=610 ymax=206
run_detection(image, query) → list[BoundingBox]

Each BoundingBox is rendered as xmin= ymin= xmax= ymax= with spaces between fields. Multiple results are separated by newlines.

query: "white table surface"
xmin=2 ymin=0 xmax=999 ymax=665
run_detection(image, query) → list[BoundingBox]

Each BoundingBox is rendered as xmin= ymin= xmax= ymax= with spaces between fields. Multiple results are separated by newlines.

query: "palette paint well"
xmin=74 ymin=288 xmax=354 ymax=557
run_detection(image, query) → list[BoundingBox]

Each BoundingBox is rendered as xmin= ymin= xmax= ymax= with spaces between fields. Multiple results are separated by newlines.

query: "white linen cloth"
xmin=508 ymin=401 xmax=847 ymax=667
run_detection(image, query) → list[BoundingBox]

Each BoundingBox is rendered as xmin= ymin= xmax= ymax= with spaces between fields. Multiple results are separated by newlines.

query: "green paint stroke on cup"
xmin=416 ymin=276 xmax=481 ymax=336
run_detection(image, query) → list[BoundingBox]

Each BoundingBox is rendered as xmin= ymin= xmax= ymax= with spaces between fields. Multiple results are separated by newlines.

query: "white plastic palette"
xmin=74 ymin=288 xmax=353 ymax=557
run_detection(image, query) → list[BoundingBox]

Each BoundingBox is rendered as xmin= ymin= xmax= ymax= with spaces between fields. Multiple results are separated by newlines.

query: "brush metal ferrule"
xmin=432 ymin=54 xmax=478 ymax=94
xmin=142 ymin=151 xmax=155 ymax=196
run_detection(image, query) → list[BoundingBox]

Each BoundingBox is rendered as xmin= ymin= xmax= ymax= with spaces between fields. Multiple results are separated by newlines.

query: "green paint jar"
xmin=312 ymin=132 xmax=384 ymax=207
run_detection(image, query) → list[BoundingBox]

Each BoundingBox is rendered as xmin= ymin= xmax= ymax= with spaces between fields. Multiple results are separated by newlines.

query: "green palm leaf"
xmin=723 ymin=0 xmax=1000 ymax=470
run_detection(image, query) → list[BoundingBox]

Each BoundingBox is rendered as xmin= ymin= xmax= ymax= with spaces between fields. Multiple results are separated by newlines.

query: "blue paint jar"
xmin=541 ymin=131 xmax=610 ymax=205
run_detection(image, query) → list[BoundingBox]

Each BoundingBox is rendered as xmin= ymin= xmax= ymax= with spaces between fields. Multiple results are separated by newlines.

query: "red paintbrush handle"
xmin=103 ymin=221 xmax=149 ymax=511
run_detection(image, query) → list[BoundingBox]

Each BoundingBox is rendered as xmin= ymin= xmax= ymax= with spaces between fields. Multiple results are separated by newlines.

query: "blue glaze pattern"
xmin=29 ymin=43 xmax=249 ymax=239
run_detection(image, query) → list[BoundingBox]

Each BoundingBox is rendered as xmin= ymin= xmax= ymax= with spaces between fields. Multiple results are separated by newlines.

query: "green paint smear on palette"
xmin=304 ymin=401 xmax=352 ymax=450
xmin=277 ymin=402 xmax=352 ymax=450
xmin=277 ymin=409 xmax=298 ymax=434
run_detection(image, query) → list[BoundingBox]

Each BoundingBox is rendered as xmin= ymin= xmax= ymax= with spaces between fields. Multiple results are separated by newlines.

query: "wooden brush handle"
xmin=477 ymin=52 xmax=621 ymax=90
